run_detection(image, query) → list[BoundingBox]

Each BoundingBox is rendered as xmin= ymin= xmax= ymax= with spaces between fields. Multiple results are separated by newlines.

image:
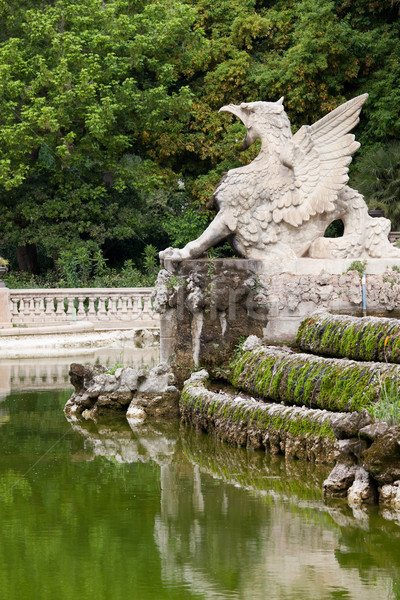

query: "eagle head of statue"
xmin=219 ymin=98 xmax=287 ymax=150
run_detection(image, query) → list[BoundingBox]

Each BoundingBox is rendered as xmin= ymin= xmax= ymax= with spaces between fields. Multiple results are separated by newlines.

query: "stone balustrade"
xmin=9 ymin=287 xmax=159 ymax=326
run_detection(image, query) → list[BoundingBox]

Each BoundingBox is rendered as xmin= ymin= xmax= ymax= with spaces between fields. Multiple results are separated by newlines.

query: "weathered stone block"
xmin=154 ymin=258 xmax=400 ymax=380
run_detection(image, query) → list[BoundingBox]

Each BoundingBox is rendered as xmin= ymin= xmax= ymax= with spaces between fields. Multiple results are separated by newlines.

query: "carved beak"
xmin=219 ymin=104 xmax=251 ymax=151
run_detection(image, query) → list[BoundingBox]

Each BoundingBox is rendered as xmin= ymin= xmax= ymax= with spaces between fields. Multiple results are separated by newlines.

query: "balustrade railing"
xmin=9 ymin=287 xmax=159 ymax=326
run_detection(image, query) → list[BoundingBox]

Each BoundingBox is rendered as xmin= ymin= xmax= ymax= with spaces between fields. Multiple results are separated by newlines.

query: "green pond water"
xmin=1 ymin=387 xmax=400 ymax=600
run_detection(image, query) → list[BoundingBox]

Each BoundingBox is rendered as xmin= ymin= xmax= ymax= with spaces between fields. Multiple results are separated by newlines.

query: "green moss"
xmin=297 ymin=313 xmax=400 ymax=364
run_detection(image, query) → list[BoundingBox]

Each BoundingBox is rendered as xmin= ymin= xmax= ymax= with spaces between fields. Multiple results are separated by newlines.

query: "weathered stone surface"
xmin=184 ymin=369 xmax=209 ymax=385
xmin=69 ymin=362 xmax=105 ymax=393
xmin=64 ymin=392 xmax=93 ymax=416
xmin=160 ymin=95 xmax=400 ymax=263
xmin=379 ymin=481 xmax=400 ymax=508
xmin=126 ymin=405 xmax=147 ymax=423
xmin=154 ymin=261 xmax=269 ymax=383
xmin=337 ymin=438 xmax=368 ymax=463
xmin=363 ymin=426 xmax=400 ymax=484
xmin=331 ymin=410 xmax=373 ymax=440
xmin=359 ymin=423 xmax=389 ymax=443
xmin=347 ymin=467 xmax=377 ymax=505
xmin=155 ymin=258 xmax=400 ymax=376
xmin=323 ymin=463 xmax=357 ymax=497
xmin=180 ymin=371 xmax=341 ymax=465
xmin=119 ymin=367 xmax=139 ymax=390
xmin=242 ymin=335 xmax=263 ymax=352
xmin=137 ymin=363 xmax=171 ymax=394
xmin=86 ymin=373 xmax=120 ymax=397
xmin=65 ymin=362 xmax=179 ymax=420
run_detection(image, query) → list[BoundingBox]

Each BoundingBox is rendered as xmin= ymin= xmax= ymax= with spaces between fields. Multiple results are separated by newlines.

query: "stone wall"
xmin=154 ymin=257 xmax=400 ymax=379
xmin=181 ymin=368 xmax=400 ymax=508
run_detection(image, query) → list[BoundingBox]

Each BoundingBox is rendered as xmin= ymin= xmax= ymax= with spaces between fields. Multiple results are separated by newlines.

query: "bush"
xmin=352 ymin=141 xmax=400 ymax=229
xmin=368 ymin=378 xmax=400 ymax=426
xmin=4 ymin=245 xmax=159 ymax=289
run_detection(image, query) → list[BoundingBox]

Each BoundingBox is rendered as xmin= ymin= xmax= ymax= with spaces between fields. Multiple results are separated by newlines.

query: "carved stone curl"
xmin=160 ymin=94 xmax=400 ymax=262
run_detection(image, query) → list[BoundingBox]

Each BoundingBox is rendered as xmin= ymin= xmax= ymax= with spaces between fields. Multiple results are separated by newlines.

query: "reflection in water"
xmin=0 ymin=346 xmax=159 ymax=398
xmin=1 ymin=389 xmax=400 ymax=600
xmin=67 ymin=415 xmax=400 ymax=600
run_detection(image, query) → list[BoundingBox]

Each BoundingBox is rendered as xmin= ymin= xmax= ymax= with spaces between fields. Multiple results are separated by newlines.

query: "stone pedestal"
xmin=0 ymin=287 xmax=11 ymax=328
xmin=154 ymin=257 xmax=400 ymax=382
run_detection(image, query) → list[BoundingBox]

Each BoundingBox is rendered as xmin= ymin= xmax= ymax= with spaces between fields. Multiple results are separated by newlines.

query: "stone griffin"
xmin=160 ymin=94 xmax=400 ymax=262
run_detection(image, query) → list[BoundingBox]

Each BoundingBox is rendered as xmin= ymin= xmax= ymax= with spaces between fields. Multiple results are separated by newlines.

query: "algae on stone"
xmin=297 ymin=312 xmax=400 ymax=364
xmin=229 ymin=345 xmax=400 ymax=413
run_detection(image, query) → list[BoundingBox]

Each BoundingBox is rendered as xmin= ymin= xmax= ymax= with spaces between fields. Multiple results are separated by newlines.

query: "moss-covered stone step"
xmin=229 ymin=344 xmax=400 ymax=413
xmin=297 ymin=312 xmax=400 ymax=363
xmin=180 ymin=370 xmax=357 ymax=464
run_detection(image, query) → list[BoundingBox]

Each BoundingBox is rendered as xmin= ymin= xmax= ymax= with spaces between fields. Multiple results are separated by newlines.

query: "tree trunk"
xmin=17 ymin=244 xmax=38 ymax=273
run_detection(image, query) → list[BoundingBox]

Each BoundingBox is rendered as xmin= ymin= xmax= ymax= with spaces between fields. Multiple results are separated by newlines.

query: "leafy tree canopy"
xmin=0 ymin=0 xmax=400 ymax=277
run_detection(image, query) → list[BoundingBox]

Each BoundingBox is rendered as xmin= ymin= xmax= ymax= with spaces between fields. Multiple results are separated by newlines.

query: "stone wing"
xmin=278 ymin=94 xmax=368 ymax=227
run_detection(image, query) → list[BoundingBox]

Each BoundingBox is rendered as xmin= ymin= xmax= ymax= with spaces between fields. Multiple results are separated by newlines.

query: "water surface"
xmin=1 ymin=388 xmax=400 ymax=599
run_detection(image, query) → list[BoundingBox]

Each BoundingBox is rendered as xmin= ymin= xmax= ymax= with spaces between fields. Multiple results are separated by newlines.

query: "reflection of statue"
xmin=161 ymin=94 xmax=400 ymax=261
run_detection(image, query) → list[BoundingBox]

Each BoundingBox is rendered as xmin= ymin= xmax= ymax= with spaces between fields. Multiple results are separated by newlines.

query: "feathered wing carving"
xmin=278 ymin=94 xmax=368 ymax=227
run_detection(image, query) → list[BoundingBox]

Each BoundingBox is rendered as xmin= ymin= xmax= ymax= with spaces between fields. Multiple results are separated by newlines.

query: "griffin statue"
xmin=160 ymin=94 xmax=400 ymax=262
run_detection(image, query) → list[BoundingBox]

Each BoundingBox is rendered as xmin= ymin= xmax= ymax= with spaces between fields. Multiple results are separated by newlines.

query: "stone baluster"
xmin=18 ymin=297 xmax=28 ymax=323
xmin=141 ymin=295 xmax=155 ymax=321
xmin=75 ymin=295 xmax=86 ymax=320
xmin=121 ymin=294 xmax=131 ymax=321
xmin=64 ymin=295 xmax=75 ymax=321
xmin=86 ymin=296 xmax=97 ymax=320
xmin=55 ymin=296 xmax=66 ymax=320
xmin=34 ymin=296 xmax=44 ymax=323
xmin=113 ymin=295 xmax=121 ymax=320
xmin=10 ymin=297 xmax=21 ymax=324
xmin=9 ymin=287 xmax=156 ymax=326
xmin=107 ymin=295 xmax=116 ymax=320
xmin=44 ymin=296 xmax=55 ymax=320
xmin=97 ymin=294 xmax=109 ymax=320
xmin=26 ymin=296 xmax=35 ymax=322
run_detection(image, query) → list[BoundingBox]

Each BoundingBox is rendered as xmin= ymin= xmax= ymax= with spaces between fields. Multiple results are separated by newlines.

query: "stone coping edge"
xmin=164 ymin=257 xmax=400 ymax=276
xmin=0 ymin=321 xmax=96 ymax=336
xmin=0 ymin=323 xmax=161 ymax=337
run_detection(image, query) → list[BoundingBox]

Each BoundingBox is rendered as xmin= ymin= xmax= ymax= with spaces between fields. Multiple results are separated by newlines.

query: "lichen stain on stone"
xmin=191 ymin=311 xmax=204 ymax=367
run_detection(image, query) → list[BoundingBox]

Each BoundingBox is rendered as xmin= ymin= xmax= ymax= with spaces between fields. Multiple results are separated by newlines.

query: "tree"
xmin=2 ymin=0 xmax=400 ymax=276
xmin=352 ymin=141 xmax=400 ymax=229
xmin=0 ymin=0 xmax=205 ymax=270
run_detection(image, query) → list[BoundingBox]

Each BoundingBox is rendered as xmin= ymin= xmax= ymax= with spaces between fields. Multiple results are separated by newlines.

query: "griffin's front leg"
xmin=159 ymin=211 xmax=232 ymax=263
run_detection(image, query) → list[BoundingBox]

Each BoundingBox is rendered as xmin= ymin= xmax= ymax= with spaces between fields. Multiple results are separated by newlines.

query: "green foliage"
xmin=105 ymin=363 xmax=124 ymax=375
xmin=0 ymin=0 xmax=202 ymax=268
xmin=346 ymin=260 xmax=367 ymax=277
xmin=324 ymin=219 xmax=344 ymax=238
xmin=164 ymin=205 xmax=210 ymax=249
xmin=1 ymin=0 xmax=400 ymax=276
xmin=4 ymin=256 xmax=156 ymax=288
xmin=142 ymin=244 xmax=160 ymax=281
xmin=352 ymin=141 xmax=400 ymax=229
xmin=56 ymin=241 xmax=107 ymax=287
xmin=368 ymin=378 xmax=400 ymax=425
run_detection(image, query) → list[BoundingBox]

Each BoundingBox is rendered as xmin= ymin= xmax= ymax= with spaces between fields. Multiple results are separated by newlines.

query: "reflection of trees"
xmin=152 ymin=428 xmax=397 ymax=600
xmin=0 ymin=392 xmax=171 ymax=600
xmin=0 ymin=404 xmax=10 ymax=426
xmin=1 ymin=389 xmax=399 ymax=600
